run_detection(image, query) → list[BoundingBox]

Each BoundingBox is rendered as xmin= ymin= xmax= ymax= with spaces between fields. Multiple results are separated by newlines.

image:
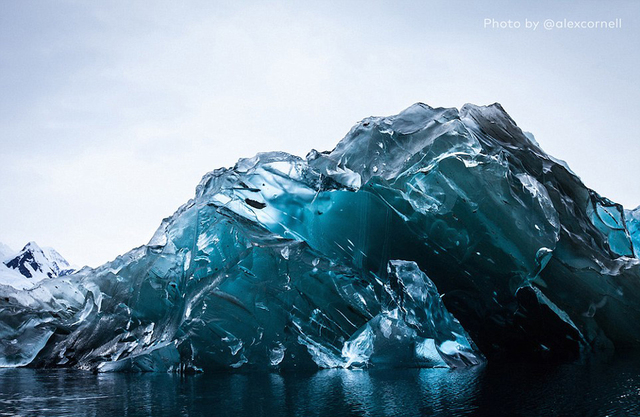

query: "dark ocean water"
xmin=2 ymin=355 xmax=640 ymax=416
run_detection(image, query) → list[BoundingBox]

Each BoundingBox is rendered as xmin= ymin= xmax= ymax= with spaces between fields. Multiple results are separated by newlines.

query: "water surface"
xmin=2 ymin=355 xmax=640 ymax=416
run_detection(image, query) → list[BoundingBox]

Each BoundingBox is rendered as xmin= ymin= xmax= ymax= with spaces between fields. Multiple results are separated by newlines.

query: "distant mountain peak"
xmin=2 ymin=241 xmax=73 ymax=282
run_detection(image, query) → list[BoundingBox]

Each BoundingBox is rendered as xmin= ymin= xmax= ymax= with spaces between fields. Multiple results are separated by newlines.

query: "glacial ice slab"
xmin=2 ymin=102 xmax=640 ymax=372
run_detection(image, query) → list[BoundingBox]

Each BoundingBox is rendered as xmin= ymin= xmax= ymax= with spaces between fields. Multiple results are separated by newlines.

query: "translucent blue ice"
xmin=2 ymin=103 xmax=639 ymax=372
xmin=626 ymin=207 xmax=640 ymax=257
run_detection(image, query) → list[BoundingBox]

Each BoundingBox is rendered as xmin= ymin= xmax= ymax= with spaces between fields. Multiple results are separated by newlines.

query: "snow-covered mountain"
xmin=0 ymin=242 xmax=15 ymax=261
xmin=0 ymin=241 xmax=74 ymax=290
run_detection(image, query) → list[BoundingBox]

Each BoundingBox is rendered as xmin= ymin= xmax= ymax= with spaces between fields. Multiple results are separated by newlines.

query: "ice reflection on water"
xmin=1 ymin=356 xmax=640 ymax=416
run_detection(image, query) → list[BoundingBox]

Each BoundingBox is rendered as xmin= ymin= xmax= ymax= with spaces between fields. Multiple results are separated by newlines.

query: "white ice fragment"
xmin=269 ymin=343 xmax=286 ymax=366
xmin=341 ymin=325 xmax=374 ymax=368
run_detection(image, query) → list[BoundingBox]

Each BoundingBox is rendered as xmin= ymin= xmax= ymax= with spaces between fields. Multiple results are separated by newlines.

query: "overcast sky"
xmin=1 ymin=0 xmax=639 ymax=267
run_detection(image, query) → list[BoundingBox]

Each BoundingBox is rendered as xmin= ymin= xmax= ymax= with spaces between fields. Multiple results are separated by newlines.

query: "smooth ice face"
xmin=1 ymin=102 xmax=640 ymax=372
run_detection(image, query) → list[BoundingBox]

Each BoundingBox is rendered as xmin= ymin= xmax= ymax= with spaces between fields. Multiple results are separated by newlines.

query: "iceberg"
xmin=1 ymin=102 xmax=639 ymax=372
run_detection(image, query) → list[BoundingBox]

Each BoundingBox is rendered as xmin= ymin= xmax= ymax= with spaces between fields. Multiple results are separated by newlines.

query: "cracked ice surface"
xmin=1 ymin=103 xmax=640 ymax=372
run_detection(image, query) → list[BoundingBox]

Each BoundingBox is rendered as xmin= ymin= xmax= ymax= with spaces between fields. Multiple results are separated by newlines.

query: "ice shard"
xmin=1 ymin=102 xmax=640 ymax=372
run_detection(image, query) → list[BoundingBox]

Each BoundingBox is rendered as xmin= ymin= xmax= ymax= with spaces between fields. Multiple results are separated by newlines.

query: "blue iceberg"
xmin=1 ymin=103 xmax=639 ymax=372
